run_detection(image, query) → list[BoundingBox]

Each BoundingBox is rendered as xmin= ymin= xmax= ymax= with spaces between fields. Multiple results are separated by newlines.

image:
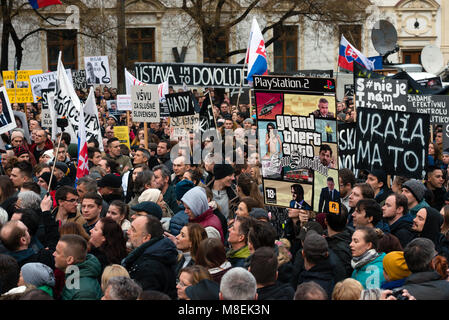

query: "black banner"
xmin=338 ymin=122 xmax=358 ymax=176
xmin=199 ymin=91 xmax=216 ymax=133
xmin=253 ymin=75 xmax=336 ymax=94
xmin=72 ymin=70 xmax=87 ymax=90
xmin=355 ymin=78 xmax=409 ymax=112
xmin=134 ymin=62 xmax=247 ymax=88
xmin=355 ymin=108 xmax=430 ymax=179
xmin=270 ymin=69 xmax=333 ymax=78
xmin=165 ymin=91 xmax=196 ymax=117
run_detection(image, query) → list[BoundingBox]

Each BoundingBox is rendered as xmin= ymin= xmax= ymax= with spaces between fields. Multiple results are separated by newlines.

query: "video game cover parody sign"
xmin=253 ymin=75 xmax=339 ymax=212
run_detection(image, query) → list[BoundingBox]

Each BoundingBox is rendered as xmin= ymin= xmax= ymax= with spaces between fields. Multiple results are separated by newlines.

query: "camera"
xmin=56 ymin=117 xmax=69 ymax=130
xmin=390 ymin=288 xmax=408 ymax=300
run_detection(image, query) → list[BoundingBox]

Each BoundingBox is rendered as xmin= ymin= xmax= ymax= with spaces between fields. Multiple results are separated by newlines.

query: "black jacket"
xmin=325 ymin=227 xmax=353 ymax=279
xmin=389 ymin=214 xmax=416 ymax=248
xmin=296 ymin=258 xmax=335 ymax=299
xmin=122 ymin=236 xmax=178 ymax=299
xmin=257 ymin=281 xmax=295 ymax=300
xmin=402 ymin=271 xmax=449 ymax=300
xmin=424 ymin=185 xmax=446 ymax=212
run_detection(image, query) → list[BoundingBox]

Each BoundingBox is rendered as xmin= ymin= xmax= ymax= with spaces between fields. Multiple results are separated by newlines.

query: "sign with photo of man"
xmin=84 ymin=56 xmax=111 ymax=85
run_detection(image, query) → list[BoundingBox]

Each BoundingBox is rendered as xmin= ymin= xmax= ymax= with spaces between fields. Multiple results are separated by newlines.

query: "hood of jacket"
xmin=67 ymin=254 xmax=102 ymax=279
xmin=181 ymin=186 xmax=209 ymax=216
xmin=227 ymin=245 xmax=251 ymax=260
xmin=418 ymin=207 xmax=443 ymax=246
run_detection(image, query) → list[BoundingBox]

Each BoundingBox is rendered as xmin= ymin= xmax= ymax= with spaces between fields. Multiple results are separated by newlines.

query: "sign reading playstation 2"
xmin=253 ymin=75 xmax=339 ymax=213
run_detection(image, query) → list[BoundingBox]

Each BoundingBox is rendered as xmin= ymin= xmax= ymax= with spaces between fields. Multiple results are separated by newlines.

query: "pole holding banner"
xmin=143 ymin=122 xmax=148 ymax=150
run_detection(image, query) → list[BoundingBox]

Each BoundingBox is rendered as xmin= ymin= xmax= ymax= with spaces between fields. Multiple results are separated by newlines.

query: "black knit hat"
xmin=213 ymin=164 xmax=234 ymax=180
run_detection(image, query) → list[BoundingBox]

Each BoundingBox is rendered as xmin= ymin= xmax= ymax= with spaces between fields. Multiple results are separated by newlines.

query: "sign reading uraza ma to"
xmin=131 ymin=85 xmax=160 ymax=123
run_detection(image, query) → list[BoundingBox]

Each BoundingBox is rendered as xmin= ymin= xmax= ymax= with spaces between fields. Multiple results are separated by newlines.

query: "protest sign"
xmin=84 ymin=56 xmax=111 ymax=85
xmin=117 ymin=95 xmax=132 ymax=111
xmin=254 ymin=75 xmax=339 ymax=211
xmin=134 ymin=62 xmax=247 ymax=88
xmin=12 ymin=111 xmax=30 ymax=144
xmin=113 ymin=126 xmax=131 ymax=149
xmin=166 ymin=91 xmax=198 ymax=138
xmin=355 ymin=108 xmax=430 ymax=179
xmin=338 ymin=122 xmax=358 ymax=177
xmin=29 ymin=69 xmax=72 ymax=102
xmin=131 ymin=85 xmax=160 ymax=123
xmin=355 ymin=77 xmax=409 ymax=111
xmin=40 ymin=89 xmax=54 ymax=128
xmin=72 ymin=70 xmax=88 ymax=90
xmin=2 ymin=70 xmax=42 ymax=103
xmin=0 ymin=87 xmax=17 ymax=134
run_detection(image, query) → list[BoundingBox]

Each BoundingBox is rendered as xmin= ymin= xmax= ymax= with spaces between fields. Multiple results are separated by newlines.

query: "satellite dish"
xmin=371 ymin=20 xmax=398 ymax=56
xmin=421 ymin=45 xmax=444 ymax=75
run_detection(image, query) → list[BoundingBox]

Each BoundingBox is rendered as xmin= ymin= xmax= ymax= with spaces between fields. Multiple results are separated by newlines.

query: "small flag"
xmin=76 ymin=95 xmax=89 ymax=184
xmin=28 ymin=0 xmax=62 ymax=9
xmin=338 ymin=35 xmax=375 ymax=72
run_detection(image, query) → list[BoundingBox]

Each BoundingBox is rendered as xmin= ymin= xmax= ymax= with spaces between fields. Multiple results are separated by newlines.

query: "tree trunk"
xmin=116 ymin=0 xmax=126 ymax=93
xmin=1 ymin=0 xmax=10 ymax=71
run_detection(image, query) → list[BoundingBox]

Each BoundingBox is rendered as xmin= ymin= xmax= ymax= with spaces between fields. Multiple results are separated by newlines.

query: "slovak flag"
xmin=338 ymin=35 xmax=375 ymax=72
xmin=246 ymin=18 xmax=268 ymax=82
xmin=76 ymin=92 xmax=89 ymax=184
xmin=28 ymin=0 xmax=62 ymax=9
xmin=125 ymin=68 xmax=146 ymax=95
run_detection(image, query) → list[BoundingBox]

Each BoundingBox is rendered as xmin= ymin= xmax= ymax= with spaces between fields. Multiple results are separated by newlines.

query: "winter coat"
xmin=409 ymin=199 xmax=430 ymax=219
xmin=296 ymin=258 xmax=336 ymax=299
xmin=389 ymin=214 xmax=416 ymax=248
xmin=7 ymin=247 xmax=54 ymax=269
xmin=351 ymin=252 xmax=386 ymax=289
xmin=164 ymin=185 xmax=181 ymax=214
xmin=257 ymin=281 xmax=295 ymax=300
xmin=414 ymin=206 xmax=444 ymax=249
xmin=121 ymin=236 xmax=178 ymax=299
xmin=61 ymin=254 xmax=102 ymax=300
xmin=325 ymin=227 xmax=353 ymax=279
xmin=190 ymin=208 xmax=224 ymax=243
xmin=402 ymin=271 xmax=449 ymax=300
xmin=227 ymin=245 xmax=251 ymax=268
xmin=169 ymin=209 xmax=189 ymax=236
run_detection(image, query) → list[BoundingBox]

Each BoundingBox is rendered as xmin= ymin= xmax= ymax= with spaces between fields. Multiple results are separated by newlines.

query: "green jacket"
xmin=409 ymin=199 xmax=430 ymax=219
xmin=61 ymin=254 xmax=103 ymax=300
xmin=227 ymin=245 xmax=251 ymax=268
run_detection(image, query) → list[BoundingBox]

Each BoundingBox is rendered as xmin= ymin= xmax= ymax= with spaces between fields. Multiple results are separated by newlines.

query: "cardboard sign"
xmin=3 ymin=70 xmax=42 ymax=103
xmin=113 ymin=126 xmax=130 ymax=149
xmin=0 ymin=87 xmax=17 ymax=134
xmin=84 ymin=56 xmax=111 ymax=85
xmin=131 ymin=85 xmax=160 ymax=123
xmin=117 ymin=95 xmax=132 ymax=111
xmin=72 ymin=69 xmax=88 ymax=90
xmin=29 ymin=69 xmax=72 ymax=103
xmin=254 ymin=75 xmax=339 ymax=212
xmin=355 ymin=108 xmax=430 ymax=179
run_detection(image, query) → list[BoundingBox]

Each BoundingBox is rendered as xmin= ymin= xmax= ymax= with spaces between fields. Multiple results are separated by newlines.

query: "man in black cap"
xmin=208 ymin=164 xmax=238 ymax=219
xmin=130 ymin=201 xmax=163 ymax=221
xmin=50 ymin=161 xmax=74 ymax=188
xmin=365 ymin=168 xmax=393 ymax=206
xmin=98 ymin=173 xmax=124 ymax=204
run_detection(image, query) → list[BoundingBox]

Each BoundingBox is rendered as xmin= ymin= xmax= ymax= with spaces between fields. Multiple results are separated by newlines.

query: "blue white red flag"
xmin=246 ymin=18 xmax=268 ymax=82
xmin=338 ymin=35 xmax=375 ymax=72
xmin=76 ymin=90 xmax=89 ymax=184
xmin=28 ymin=0 xmax=62 ymax=9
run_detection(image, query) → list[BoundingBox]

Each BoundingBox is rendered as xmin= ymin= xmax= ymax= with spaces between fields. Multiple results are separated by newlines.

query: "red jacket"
xmin=29 ymin=139 xmax=54 ymax=157
xmin=190 ymin=208 xmax=224 ymax=243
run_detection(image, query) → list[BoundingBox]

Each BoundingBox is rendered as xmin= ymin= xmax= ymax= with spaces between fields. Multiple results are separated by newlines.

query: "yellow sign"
xmin=113 ymin=126 xmax=131 ymax=150
xmin=2 ymin=70 xmax=42 ymax=103
xmin=328 ymin=201 xmax=340 ymax=214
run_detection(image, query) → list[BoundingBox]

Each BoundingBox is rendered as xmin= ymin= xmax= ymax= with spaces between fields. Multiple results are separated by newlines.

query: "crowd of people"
xmin=0 ymin=83 xmax=449 ymax=302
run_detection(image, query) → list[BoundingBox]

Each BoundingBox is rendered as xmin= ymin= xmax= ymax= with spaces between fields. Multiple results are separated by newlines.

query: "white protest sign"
xmin=117 ymin=94 xmax=132 ymax=111
xmin=29 ymin=69 xmax=72 ymax=103
xmin=84 ymin=56 xmax=111 ymax=85
xmin=131 ymin=85 xmax=160 ymax=123
xmin=84 ymin=87 xmax=104 ymax=151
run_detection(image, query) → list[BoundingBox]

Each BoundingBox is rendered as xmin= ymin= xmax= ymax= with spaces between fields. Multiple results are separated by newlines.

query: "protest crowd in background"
xmin=1 ymin=16 xmax=449 ymax=303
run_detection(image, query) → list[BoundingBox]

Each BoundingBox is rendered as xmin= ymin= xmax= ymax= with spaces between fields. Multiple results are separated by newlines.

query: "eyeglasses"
xmin=64 ymin=198 xmax=79 ymax=203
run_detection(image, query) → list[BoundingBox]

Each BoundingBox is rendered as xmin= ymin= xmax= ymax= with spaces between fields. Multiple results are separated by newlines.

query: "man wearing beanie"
xmin=381 ymin=251 xmax=411 ymax=290
xmin=208 ymin=164 xmax=238 ymax=219
xmin=401 ymin=179 xmax=430 ymax=218
xmin=442 ymin=148 xmax=449 ymax=170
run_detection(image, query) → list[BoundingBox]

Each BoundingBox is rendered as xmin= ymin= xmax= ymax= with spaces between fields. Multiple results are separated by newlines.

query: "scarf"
xmin=351 ymin=249 xmax=379 ymax=269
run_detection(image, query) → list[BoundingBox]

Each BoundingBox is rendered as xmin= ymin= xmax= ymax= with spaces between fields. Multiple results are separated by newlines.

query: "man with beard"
xmin=382 ymin=193 xmax=416 ymax=248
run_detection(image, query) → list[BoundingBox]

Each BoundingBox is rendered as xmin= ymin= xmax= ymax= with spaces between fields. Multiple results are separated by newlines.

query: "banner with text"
xmin=254 ymin=75 xmax=339 ymax=212
xmin=131 ymin=85 xmax=160 ymax=123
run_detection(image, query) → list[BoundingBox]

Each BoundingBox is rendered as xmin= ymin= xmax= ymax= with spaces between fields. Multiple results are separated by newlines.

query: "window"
xmin=339 ymin=25 xmax=362 ymax=50
xmin=203 ymin=31 xmax=228 ymax=63
xmin=127 ymin=28 xmax=155 ymax=68
xmin=47 ymin=30 xmax=78 ymax=71
xmin=402 ymin=50 xmax=421 ymax=64
xmin=273 ymin=25 xmax=298 ymax=72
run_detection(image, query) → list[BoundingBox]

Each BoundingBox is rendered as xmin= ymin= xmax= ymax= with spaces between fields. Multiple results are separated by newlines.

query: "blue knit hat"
xmin=175 ymin=180 xmax=195 ymax=201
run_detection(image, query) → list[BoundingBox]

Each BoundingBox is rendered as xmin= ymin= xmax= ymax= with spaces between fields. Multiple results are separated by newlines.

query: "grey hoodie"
xmin=181 ymin=186 xmax=209 ymax=217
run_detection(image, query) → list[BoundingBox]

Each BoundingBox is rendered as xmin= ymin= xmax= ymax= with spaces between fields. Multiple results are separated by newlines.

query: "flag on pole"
xmin=125 ymin=68 xmax=146 ymax=95
xmin=28 ymin=0 xmax=62 ymax=9
xmin=338 ymin=35 xmax=375 ymax=72
xmin=246 ymin=18 xmax=268 ymax=82
xmin=76 ymin=96 xmax=89 ymax=184
xmin=158 ymin=81 xmax=169 ymax=103
xmin=84 ymin=86 xmax=104 ymax=152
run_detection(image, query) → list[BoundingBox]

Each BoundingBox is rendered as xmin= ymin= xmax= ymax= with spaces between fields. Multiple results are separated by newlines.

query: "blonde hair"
xmin=101 ymin=264 xmax=130 ymax=292
xmin=275 ymin=238 xmax=292 ymax=266
xmin=331 ymin=278 xmax=363 ymax=300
